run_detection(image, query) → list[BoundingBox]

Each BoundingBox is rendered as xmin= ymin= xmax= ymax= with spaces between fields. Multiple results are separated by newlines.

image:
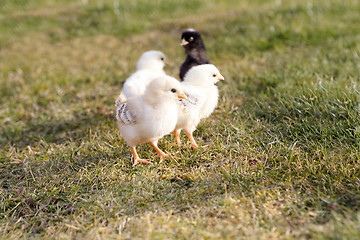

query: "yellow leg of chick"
xmin=130 ymin=146 xmax=151 ymax=166
xmin=149 ymin=142 xmax=169 ymax=162
xmin=185 ymin=130 xmax=198 ymax=149
xmin=173 ymin=129 xmax=182 ymax=146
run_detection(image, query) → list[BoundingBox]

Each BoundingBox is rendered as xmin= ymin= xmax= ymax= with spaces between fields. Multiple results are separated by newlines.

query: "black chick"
xmin=179 ymin=29 xmax=210 ymax=81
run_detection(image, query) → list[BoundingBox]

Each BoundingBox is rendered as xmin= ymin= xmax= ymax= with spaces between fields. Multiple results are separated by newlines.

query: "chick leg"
xmin=185 ymin=130 xmax=198 ymax=149
xmin=149 ymin=142 xmax=169 ymax=162
xmin=130 ymin=146 xmax=151 ymax=166
xmin=173 ymin=129 xmax=182 ymax=146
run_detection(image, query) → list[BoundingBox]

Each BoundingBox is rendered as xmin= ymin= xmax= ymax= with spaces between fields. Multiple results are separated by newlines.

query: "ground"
xmin=0 ymin=0 xmax=360 ymax=239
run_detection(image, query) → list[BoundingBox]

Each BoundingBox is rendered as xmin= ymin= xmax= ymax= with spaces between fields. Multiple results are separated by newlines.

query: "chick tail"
xmin=115 ymin=91 xmax=127 ymax=108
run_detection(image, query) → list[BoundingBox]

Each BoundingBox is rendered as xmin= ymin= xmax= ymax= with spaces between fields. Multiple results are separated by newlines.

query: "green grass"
xmin=1 ymin=0 xmax=360 ymax=239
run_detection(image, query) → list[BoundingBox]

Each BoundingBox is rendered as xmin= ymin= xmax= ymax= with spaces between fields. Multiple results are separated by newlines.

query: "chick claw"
xmin=133 ymin=158 xmax=152 ymax=166
xmin=190 ymin=143 xmax=198 ymax=149
xmin=130 ymin=147 xmax=152 ymax=166
xmin=149 ymin=142 xmax=170 ymax=163
xmin=155 ymin=152 xmax=170 ymax=163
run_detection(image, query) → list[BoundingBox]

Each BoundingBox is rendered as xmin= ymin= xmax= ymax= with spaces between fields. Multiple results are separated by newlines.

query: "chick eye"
xmin=161 ymin=57 xmax=164 ymax=61
xmin=171 ymin=88 xmax=177 ymax=93
xmin=212 ymin=74 xmax=217 ymax=77
xmin=189 ymin=37 xmax=194 ymax=41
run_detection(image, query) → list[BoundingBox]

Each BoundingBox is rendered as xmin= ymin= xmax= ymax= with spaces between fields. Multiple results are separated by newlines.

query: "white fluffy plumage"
xmin=116 ymin=76 xmax=186 ymax=165
xmin=115 ymin=50 xmax=167 ymax=105
xmin=174 ymin=64 xmax=224 ymax=148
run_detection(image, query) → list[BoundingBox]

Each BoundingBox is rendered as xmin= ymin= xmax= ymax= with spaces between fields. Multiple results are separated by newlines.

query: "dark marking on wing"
xmin=116 ymin=103 xmax=136 ymax=124
xmin=179 ymin=93 xmax=198 ymax=109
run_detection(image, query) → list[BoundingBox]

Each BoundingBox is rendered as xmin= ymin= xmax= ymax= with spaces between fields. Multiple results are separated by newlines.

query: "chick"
xmin=116 ymin=50 xmax=167 ymax=105
xmin=179 ymin=29 xmax=210 ymax=81
xmin=174 ymin=64 xmax=224 ymax=148
xmin=116 ymin=76 xmax=186 ymax=166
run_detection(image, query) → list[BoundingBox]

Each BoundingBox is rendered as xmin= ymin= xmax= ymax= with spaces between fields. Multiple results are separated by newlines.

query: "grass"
xmin=1 ymin=0 xmax=360 ymax=239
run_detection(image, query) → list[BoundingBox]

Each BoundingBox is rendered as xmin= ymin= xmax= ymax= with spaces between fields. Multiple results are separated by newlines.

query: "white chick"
xmin=115 ymin=50 xmax=167 ymax=105
xmin=116 ymin=76 xmax=186 ymax=166
xmin=174 ymin=64 xmax=224 ymax=149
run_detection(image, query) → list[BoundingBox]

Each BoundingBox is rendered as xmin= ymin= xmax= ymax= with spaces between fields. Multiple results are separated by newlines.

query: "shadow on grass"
xmin=0 ymin=108 xmax=115 ymax=149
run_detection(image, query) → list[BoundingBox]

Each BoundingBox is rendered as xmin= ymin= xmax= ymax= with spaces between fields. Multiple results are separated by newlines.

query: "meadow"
xmin=0 ymin=0 xmax=360 ymax=239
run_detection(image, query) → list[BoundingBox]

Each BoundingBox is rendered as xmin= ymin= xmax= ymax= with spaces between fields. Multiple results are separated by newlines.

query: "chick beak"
xmin=217 ymin=74 xmax=225 ymax=81
xmin=178 ymin=92 xmax=187 ymax=99
xmin=164 ymin=60 xmax=169 ymax=66
xmin=181 ymin=39 xmax=189 ymax=46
